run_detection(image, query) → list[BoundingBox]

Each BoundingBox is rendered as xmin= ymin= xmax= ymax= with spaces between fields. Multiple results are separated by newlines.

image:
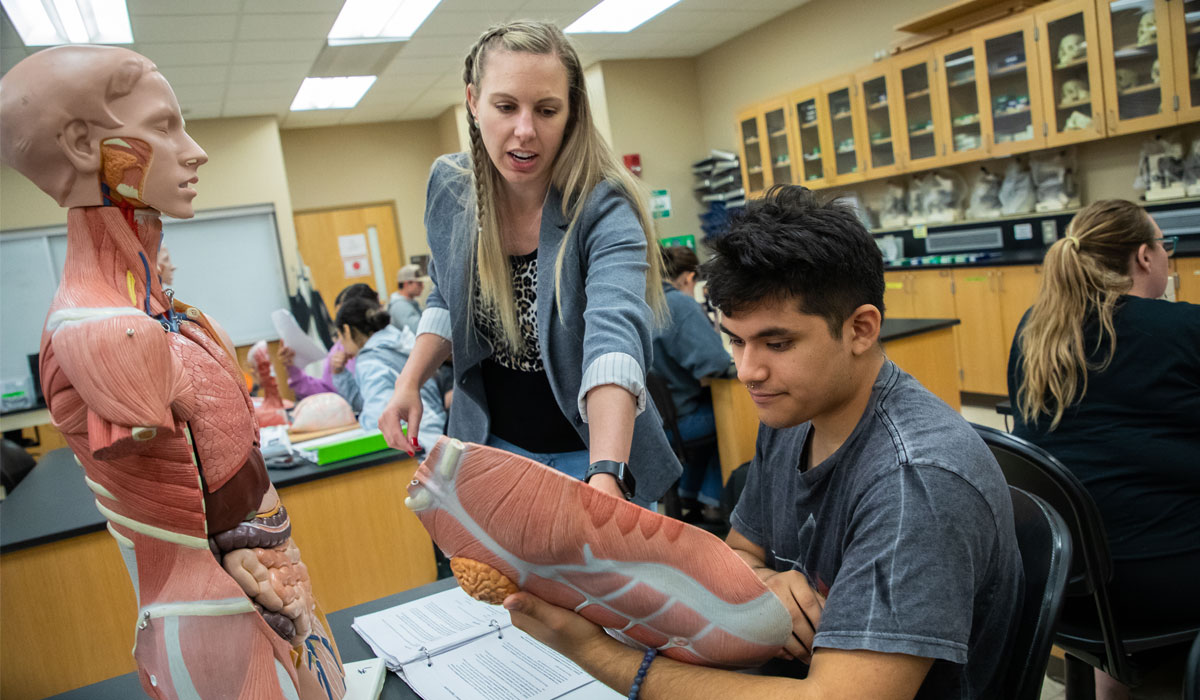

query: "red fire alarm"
xmin=623 ymin=153 xmax=642 ymax=177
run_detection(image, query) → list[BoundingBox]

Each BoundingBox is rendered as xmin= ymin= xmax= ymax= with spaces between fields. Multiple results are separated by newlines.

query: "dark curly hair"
xmin=702 ymin=185 xmax=884 ymax=336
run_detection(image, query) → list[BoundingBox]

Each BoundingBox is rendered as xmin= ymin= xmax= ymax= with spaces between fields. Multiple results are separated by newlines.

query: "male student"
xmin=503 ymin=185 xmax=1023 ymax=699
xmin=388 ymin=263 xmax=425 ymax=334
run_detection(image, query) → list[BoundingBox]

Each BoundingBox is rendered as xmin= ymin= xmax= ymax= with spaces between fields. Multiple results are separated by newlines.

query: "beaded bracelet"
xmin=627 ymin=647 xmax=658 ymax=700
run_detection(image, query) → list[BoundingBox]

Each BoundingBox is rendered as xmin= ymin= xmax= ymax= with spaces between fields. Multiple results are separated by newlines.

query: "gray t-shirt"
xmin=732 ymin=360 xmax=1022 ymax=699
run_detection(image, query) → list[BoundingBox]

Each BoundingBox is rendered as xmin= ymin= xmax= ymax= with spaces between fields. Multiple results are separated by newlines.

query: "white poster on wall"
xmin=339 ymin=233 xmax=371 ymax=278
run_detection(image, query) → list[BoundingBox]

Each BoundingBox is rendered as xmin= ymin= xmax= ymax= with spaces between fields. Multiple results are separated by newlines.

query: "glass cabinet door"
xmin=896 ymin=53 xmax=942 ymax=169
xmin=1097 ymin=0 xmax=1176 ymax=133
xmin=738 ymin=113 xmax=767 ymax=196
xmin=763 ymin=104 xmax=794 ymax=186
xmin=825 ymin=84 xmax=862 ymax=181
xmin=979 ymin=17 xmax=1044 ymax=154
xmin=1170 ymin=0 xmax=1200 ymax=121
xmin=858 ymin=68 xmax=904 ymax=177
xmin=1038 ymin=2 xmax=1106 ymax=144
xmin=938 ymin=40 xmax=988 ymax=161
xmin=791 ymin=90 xmax=828 ymax=185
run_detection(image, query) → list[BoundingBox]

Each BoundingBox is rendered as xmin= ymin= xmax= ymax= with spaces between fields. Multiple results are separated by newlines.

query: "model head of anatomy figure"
xmin=0 ymin=44 xmax=207 ymax=218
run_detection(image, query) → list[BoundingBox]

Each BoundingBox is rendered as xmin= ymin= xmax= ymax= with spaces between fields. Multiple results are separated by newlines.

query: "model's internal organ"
xmin=450 ymin=557 xmax=520 ymax=604
xmin=290 ymin=393 xmax=356 ymax=433
xmin=100 ymin=136 xmax=151 ymax=208
xmin=249 ymin=340 xmax=287 ymax=427
xmin=406 ymin=438 xmax=791 ymax=668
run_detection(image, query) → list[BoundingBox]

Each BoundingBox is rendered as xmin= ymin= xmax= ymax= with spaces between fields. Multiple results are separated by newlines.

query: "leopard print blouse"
xmin=475 ymin=251 xmax=542 ymax=372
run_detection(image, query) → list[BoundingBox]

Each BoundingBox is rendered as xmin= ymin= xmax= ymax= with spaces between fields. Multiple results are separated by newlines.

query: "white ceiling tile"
xmin=159 ymin=64 xmax=233 ymax=85
xmin=443 ymin=0 xmax=527 ymax=11
xmin=223 ymin=98 xmax=290 ymax=117
xmin=180 ymin=102 xmax=225 ymax=119
xmin=339 ymin=105 xmax=409 ymax=125
xmin=225 ymin=79 xmax=302 ymax=99
xmin=382 ymin=56 xmax=459 ymax=76
xmin=237 ymin=13 xmax=336 ymax=41
xmin=172 ymin=83 xmax=230 ymax=103
xmin=233 ymin=40 xmax=324 ymax=64
xmin=248 ymin=0 xmax=343 ymax=12
xmin=228 ymin=62 xmax=311 ymax=83
xmin=399 ymin=35 xmax=474 ymax=59
xmin=281 ymin=110 xmax=350 ymax=129
xmin=137 ymin=42 xmax=235 ymax=67
xmin=128 ymin=0 xmax=243 ymax=15
xmin=132 ymin=15 xmax=239 ymax=43
xmin=415 ymin=10 xmax=512 ymax=37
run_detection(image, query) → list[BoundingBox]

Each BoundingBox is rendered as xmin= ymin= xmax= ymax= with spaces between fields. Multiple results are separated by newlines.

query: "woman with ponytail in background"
xmin=1008 ymin=199 xmax=1200 ymax=699
xmin=378 ymin=20 xmax=681 ymax=506
xmin=335 ymin=297 xmax=447 ymax=451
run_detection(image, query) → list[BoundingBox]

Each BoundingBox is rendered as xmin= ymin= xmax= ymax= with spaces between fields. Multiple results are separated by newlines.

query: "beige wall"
xmin=592 ymin=58 xmax=705 ymax=242
xmin=585 ymin=63 xmax=614 ymax=146
xmin=435 ymin=103 xmax=470 ymax=156
xmin=279 ymin=120 xmax=445 ymax=263
xmin=1 ymin=116 xmax=304 ymax=291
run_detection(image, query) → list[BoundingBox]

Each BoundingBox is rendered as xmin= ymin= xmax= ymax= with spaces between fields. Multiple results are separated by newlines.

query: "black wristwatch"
xmin=585 ymin=460 xmax=636 ymax=500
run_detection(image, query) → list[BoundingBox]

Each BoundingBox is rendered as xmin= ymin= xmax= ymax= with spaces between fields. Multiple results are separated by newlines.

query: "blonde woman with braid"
xmin=379 ymin=21 xmax=680 ymax=506
xmin=1008 ymin=199 xmax=1199 ymax=700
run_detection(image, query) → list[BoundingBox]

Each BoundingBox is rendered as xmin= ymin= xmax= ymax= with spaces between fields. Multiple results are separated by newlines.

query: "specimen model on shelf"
xmin=0 ymin=45 xmax=344 ymax=699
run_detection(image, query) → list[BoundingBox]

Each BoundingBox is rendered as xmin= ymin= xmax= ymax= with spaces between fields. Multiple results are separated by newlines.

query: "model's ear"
xmin=58 ymin=119 xmax=100 ymax=173
xmin=845 ymin=303 xmax=882 ymax=356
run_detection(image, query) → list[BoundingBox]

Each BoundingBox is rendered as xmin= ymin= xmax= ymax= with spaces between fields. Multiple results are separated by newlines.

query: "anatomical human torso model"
xmin=408 ymin=437 xmax=792 ymax=668
xmin=0 ymin=46 xmax=344 ymax=699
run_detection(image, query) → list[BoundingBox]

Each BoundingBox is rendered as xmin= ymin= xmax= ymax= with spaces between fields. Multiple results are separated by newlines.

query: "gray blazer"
xmin=416 ymin=154 xmax=682 ymax=502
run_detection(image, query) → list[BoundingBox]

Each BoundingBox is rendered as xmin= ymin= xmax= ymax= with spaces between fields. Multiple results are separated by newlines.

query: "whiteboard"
xmin=0 ymin=205 xmax=290 ymax=392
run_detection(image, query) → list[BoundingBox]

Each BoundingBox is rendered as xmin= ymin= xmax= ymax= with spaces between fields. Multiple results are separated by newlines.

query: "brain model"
xmin=290 ymin=392 xmax=357 ymax=433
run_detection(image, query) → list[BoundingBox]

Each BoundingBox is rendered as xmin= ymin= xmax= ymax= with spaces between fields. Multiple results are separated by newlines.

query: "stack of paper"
xmin=353 ymin=586 xmax=622 ymax=700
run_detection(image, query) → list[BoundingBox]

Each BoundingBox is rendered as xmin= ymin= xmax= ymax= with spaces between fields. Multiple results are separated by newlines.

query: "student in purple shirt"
xmin=278 ymin=283 xmax=379 ymax=410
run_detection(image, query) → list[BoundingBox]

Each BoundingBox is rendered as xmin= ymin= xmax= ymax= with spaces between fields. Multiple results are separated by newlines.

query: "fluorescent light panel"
xmin=565 ymin=0 xmax=683 ymax=33
xmin=290 ymin=76 xmax=377 ymax=111
xmin=327 ymin=0 xmax=442 ymax=45
xmin=2 ymin=0 xmax=132 ymax=46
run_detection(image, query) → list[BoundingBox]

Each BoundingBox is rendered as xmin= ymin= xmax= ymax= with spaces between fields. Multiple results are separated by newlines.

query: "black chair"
xmin=973 ymin=424 xmax=1200 ymax=698
xmin=645 ymin=372 xmax=719 ymax=522
xmin=1005 ymin=486 xmax=1072 ymax=700
xmin=1185 ymin=631 xmax=1200 ymax=700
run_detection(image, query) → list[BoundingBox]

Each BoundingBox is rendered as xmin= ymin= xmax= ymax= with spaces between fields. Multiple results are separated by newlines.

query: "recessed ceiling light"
xmin=327 ymin=0 xmax=443 ymax=46
xmin=290 ymin=76 xmax=378 ymax=111
xmin=1 ymin=0 xmax=133 ymax=46
xmin=565 ymin=0 xmax=683 ymax=33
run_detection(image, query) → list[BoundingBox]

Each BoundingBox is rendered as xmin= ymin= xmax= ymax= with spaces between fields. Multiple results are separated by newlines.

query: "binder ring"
xmin=489 ymin=619 xmax=503 ymax=639
xmin=419 ymin=645 xmax=433 ymax=667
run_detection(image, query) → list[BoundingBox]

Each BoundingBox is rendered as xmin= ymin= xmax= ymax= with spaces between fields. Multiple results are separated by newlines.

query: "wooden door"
xmin=789 ymin=86 xmax=832 ymax=187
xmin=737 ymin=108 xmax=770 ymax=197
xmin=1174 ymin=257 xmax=1200 ymax=304
xmin=976 ymin=14 xmax=1048 ymax=156
xmin=893 ymin=49 xmax=947 ymax=170
xmin=293 ymin=203 xmax=404 ymax=317
xmin=857 ymin=62 xmax=907 ymax=178
xmin=934 ymin=34 xmax=991 ymax=165
xmin=1167 ymin=0 xmax=1200 ymax=122
xmin=953 ymin=267 xmax=1008 ymax=395
xmin=1096 ymin=0 xmax=1178 ymax=134
xmin=1038 ymin=0 xmax=1108 ymax=145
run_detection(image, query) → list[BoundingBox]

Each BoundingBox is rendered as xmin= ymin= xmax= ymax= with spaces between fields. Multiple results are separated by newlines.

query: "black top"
xmin=1008 ymin=296 xmax=1200 ymax=561
xmin=475 ymin=251 xmax=585 ymax=454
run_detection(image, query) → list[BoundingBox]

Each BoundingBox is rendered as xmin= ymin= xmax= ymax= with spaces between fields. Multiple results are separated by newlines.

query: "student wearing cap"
xmin=389 ymin=264 xmax=425 ymax=335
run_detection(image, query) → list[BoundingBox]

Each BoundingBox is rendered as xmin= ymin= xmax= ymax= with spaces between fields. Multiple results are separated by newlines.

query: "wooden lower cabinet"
xmin=1174 ymin=258 xmax=1200 ymax=304
xmin=950 ymin=265 xmax=1042 ymax=396
xmin=884 ymin=269 xmax=957 ymax=319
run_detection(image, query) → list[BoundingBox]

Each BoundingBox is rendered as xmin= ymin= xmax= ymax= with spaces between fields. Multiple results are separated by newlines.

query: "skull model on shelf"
xmin=1137 ymin=10 xmax=1157 ymax=47
xmin=1061 ymin=78 xmax=1090 ymax=105
xmin=1058 ymin=33 xmax=1086 ymax=66
xmin=1116 ymin=67 xmax=1139 ymax=91
xmin=1151 ymin=59 xmax=1160 ymax=85
xmin=1064 ymin=110 xmax=1094 ymax=131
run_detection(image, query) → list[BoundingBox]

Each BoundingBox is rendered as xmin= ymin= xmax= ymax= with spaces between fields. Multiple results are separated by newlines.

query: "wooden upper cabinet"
xmin=789 ymin=86 xmax=833 ymax=188
xmin=1096 ymin=0 xmax=1177 ymax=134
xmin=761 ymin=99 xmax=796 ymax=189
xmin=856 ymin=63 xmax=907 ymax=178
xmin=893 ymin=49 xmax=947 ymax=170
xmin=934 ymin=34 xmax=991 ymax=164
xmin=820 ymin=76 xmax=868 ymax=184
xmin=977 ymin=15 xmax=1048 ymax=155
xmin=1036 ymin=0 xmax=1108 ymax=145
xmin=1167 ymin=0 xmax=1200 ymax=122
xmin=736 ymin=108 xmax=770 ymax=197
